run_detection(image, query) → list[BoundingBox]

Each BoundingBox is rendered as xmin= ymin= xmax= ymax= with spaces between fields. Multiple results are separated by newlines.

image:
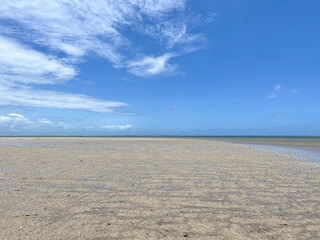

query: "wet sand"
xmin=1 ymin=138 xmax=320 ymax=239
xmin=201 ymin=137 xmax=320 ymax=153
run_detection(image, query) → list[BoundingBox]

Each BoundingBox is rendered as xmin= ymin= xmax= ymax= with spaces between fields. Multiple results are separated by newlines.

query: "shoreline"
xmin=194 ymin=137 xmax=320 ymax=154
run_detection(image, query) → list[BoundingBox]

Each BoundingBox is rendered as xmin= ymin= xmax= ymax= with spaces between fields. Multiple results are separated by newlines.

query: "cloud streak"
xmin=0 ymin=0 xmax=209 ymax=113
xmin=0 ymin=36 xmax=76 ymax=85
xmin=0 ymin=83 xmax=128 ymax=113
xmin=127 ymin=53 xmax=176 ymax=77
xmin=0 ymin=36 xmax=128 ymax=113
xmin=272 ymin=113 xmax=282 ymax=117
xmin=100 ymin=124 xmax=132 ymax=131
xmin=269 ymin=84 xmax=281 ymax=99
xmin=0 ymin=0 xmax=203 ymax=76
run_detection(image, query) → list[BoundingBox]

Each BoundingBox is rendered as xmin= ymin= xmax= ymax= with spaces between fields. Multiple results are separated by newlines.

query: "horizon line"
xmin=1 ymin=135 xmax=320 ymax=138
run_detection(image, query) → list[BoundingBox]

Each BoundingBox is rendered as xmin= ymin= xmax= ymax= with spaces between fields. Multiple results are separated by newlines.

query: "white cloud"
xmin=58 ymin=121 xmax=68 ymax=129
xmin=0 ymin=113 xmax=32 ymax=130
xmin=141 ymin=15 xmax=204 ymax=48
xmin=269 ymin=84 xmax=281 ymax=99
xmin=0 ymin=113 xmax=30 ymax=125
xmin=274 ymin=84 xmax=281 ymax=91
xmin=269 ymin=93 xmax=277 ymax=99
xmin=0 ymin=36 xmax=76 ymax=85
xmin=58 ymin=43 xmax=85 ymax=57
xmin=0 ymin=113 xmax=70 ymax=132
xmin=38 ymin=119 xmax=53 ymax=125
xmin=0 ymin=36 xmax=128 ymax=113
xmin=0 ymin=82 xmax=128 ymax=113
xmin=0 ymin=0 xmax=201 ymax=76
xmin=292 ymin=89 xmax=299 ymax=94
xmin=272 ymin=113 xmax=282 ymax=117
xmin=0 ymin=113 xmax=136 ymax=133
xmin=100 ymin=124 xmax=132 ymax=131
xmin=127 ymin=53 xmax=176 ymax=77
xmin=7 ymin=113 xmax=26 ymax=118
xmin=0 ymin=0 xmax=209 ymax=113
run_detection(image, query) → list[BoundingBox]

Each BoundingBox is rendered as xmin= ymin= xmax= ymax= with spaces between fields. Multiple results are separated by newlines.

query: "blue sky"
xmin=0 ymin=0 xmax=319 ymax=135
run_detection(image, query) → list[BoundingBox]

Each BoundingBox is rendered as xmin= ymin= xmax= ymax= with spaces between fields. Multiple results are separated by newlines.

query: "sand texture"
xmin=1 ymin=138 xmax=320 ymax=239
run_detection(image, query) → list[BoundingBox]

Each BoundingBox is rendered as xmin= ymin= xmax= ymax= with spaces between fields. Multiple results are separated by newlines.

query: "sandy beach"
xmin=1 ymin=138 xmax=320 ymax=239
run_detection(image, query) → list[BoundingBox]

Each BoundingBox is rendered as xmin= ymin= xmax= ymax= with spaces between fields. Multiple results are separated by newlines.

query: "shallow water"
xmin=249 ymin=144 xmax=320 ymax=163
xmin=198 ymin=136 xmax=320 ymax=151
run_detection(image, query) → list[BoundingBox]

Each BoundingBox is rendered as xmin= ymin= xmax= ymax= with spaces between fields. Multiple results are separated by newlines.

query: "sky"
xmin=0 ymin=0 xmax=319 ymax=136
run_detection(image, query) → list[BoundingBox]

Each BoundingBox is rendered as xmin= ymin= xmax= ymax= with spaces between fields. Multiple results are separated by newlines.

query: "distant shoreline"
xmin=0 ymin=135 xmax=320 ymax=138
xmin=2 ymin=135 xmax=319 ymax=157
xmin=1 ymin=135 xmax=319 ymax=155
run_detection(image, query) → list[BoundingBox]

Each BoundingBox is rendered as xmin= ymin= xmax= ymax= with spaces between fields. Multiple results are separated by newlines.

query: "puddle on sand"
xmin=250 ymin=144 xmax=320 ymax=164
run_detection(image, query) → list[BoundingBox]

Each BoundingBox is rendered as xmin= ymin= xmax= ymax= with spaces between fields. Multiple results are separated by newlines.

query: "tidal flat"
xmin=201 ymin=136 xmax=320 ymax=153
xmin=1 ymin=138 xmax=320 ymax=239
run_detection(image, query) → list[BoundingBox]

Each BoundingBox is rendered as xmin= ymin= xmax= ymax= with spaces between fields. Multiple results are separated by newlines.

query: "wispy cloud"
xmin=269 ymin=84 xmax=281 ymax=99
xmin=127 ymin=53 xmax=176 ymax=77
xmin=38 ymin=119 xmax=53 ymax=125
xmin=0 ymin=0 xmax=205 ymax=76
xmin=272 ymin=113 xmax=282 ymax=117
xmin=0 ymin=36 xmax=76 ymax=85
xmin=0 ymin=0 xmax=210 ymax=112
xmin=0 ymin=82 xmax=128 ymax=113
xmin=274 ymin=84 xmax=281 ymax=91
xmin=292 ymin=89 xmax=299 ymax=94
xmin=58 ymin=121 xmax=68 ymax=129
xmin=100 ymin=124 xmax=132 ymax=131
xmin=0 ymin=31 xmax=125 ymax=113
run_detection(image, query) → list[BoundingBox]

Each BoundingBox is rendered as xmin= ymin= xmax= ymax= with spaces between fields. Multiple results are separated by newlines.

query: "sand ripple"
xmin=1 ymin=138 xmax=320 ymax=239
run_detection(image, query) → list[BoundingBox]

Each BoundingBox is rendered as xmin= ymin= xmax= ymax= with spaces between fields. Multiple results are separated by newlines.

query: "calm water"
xmin=195 ymin=136 xmax=320 ymax=151
xmin=199 ymin=136 xmax=320 ymax=163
